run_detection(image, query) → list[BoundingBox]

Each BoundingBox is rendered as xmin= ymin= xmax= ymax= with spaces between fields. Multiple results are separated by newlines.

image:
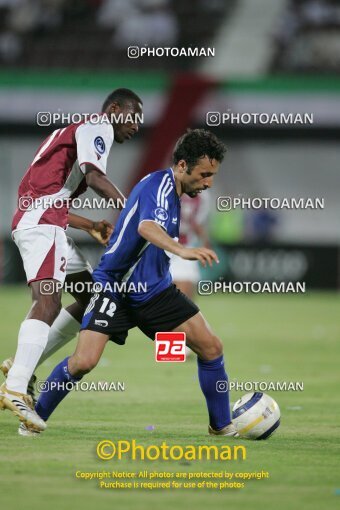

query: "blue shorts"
xmin=80 ymin=284 xmax=199 ymax=345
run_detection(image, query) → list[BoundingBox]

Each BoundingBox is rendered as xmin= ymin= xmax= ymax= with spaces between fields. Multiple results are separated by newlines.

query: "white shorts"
xmin=13 ymin=225 xmax=92 ymax=284
xmin=170 ymin=254 xmax=200 ymax=283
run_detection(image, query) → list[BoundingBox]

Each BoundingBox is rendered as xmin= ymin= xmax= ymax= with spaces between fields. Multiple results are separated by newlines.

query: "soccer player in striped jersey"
xmin=0 ymin=89 xmax=143 ymax=432
xmin=32 ymin=129 xmax=239 ymax=438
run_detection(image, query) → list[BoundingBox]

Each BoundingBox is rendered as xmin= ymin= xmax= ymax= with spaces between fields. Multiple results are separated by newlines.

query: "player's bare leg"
xmin=0 ymin=270 xmax=93 ymax=380
xmin=173 ymin=312 xmax=238 ymax=437
xmin=0 ymin=279 xmax=62 ymax=431
xmin=69 ymin=330 xmax=109 ymax=377
xmin=173 ymin=311 xmax=221 ymax=360
xmin=9 ymin=272 xmax=94 ymax=436
xmin=34 ymin=330 xmax=109 ymax=424
xmin=1 ymin=270 xmax=93 ymax=381
xmin=37 ymin=271 xmax=93 ymax=365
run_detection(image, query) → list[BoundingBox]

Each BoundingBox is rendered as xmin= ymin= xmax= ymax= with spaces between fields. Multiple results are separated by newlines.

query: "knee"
xmin=68 ymin=353 xmax=98 ymax=377
xmin=201 ymin=335 xmax=223 ymax=360
xmin=32 ymin=294 xmax=62 ymax=324
xmin=49 ymin=295 xmax=62 ymax=318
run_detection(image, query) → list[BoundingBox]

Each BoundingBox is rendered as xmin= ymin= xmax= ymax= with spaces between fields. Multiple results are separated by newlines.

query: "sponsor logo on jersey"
xmin=154 ymin=207 xmax=168 ymax=221
xmin=94 ymin=136 xmax=105 ymax=155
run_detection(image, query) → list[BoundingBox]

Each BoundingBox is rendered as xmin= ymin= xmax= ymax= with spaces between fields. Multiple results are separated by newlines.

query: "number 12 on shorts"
xmin=155 ymin=332 xmax=186 ymax=362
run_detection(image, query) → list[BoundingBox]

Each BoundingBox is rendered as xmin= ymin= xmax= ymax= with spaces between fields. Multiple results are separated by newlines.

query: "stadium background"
xmin=0 ymin=0 xmax=340 ymax=287
xmin=0 ymin=2 xmax=339 ymax=510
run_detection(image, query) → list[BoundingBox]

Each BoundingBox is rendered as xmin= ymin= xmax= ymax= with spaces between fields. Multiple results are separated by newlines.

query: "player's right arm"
xmin=68 ymin=212 xmax=113 ymax=246
xmin=138 ymin=220 xmax=218 ymax=268
xmin=76 ymin=121 xmax=126 ymax=210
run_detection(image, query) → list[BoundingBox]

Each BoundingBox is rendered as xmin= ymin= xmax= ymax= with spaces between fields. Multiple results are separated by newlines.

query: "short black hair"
xmin=173 ymin=129 xmax=226 ymax=172
xmin=102 ymin=88 xmax=143 ymax=111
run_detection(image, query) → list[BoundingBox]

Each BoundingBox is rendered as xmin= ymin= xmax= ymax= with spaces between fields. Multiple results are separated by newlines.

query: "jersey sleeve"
xmin=138 ymin=173 xmax=174 ymax=231
xmin=75 ymin=121 xmax=114 ymax=175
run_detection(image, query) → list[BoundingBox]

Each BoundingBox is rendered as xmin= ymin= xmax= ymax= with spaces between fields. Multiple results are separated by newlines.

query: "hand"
xmin=177 ymin=246 xmax=219 ymax=267
xmin=88 ymin=220 xmax=114 ymax=246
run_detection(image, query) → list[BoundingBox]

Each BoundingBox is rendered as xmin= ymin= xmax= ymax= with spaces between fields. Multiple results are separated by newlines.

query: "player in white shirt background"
xmin=0 ymin=88 xmax=143 ymax=432
xmin=170 ymin=190 xmax=211 ymax=299
xmin=170 ymin=191 xmax=211 ymax=358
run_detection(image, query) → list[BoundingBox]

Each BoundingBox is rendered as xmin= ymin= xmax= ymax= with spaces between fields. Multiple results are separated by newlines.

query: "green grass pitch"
xmin=0 ymin=286 xmax=339 ymax=510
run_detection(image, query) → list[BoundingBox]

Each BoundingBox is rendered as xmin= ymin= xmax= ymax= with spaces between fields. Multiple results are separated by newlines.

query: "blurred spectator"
xmin=272 ymin=0 xmax=340 ymax=73
xmin=0 ymin=0 xmax=20 ymax=5
xmin=97 ymin=0 xmax=178 ymax=48
xmin=8 ymin=0 xmax=65 ymax=33
xmin=97 ymin=0 xmax=139 ymax=28
xmin=8 ymin=1 xmax=41 ymax=33
xmin=301 ymin=0 xmax=340 ymax=25
xmin=0 ymin=31 xmax=22 ymax=62
xmin=0 ymin=0 xmax=226 ymax=69
xmin=0 ymin=0 xmax=66 ymax=62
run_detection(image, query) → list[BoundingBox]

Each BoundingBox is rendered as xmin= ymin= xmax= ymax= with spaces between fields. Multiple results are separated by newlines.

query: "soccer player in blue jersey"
xmin=33 ymin=129 xmax=239 ymax=438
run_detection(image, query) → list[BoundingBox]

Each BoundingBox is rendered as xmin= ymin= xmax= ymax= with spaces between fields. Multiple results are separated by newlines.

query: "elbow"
xmin=137 ymin=222 xmax=146 ymax=237
xmin=138 ymin=221 xmax=154 ymax=240
xmin=85 ymin=171 xmax=97 ymax=188
xmin=85 ymin=166 xmax=104 ymax=190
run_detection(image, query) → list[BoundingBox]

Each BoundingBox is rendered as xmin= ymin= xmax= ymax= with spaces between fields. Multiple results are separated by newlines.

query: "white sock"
xmin=38 ymin=309 xmax=80 ymax=366
xmin=6 ymin=319 xmax=50 ymax=393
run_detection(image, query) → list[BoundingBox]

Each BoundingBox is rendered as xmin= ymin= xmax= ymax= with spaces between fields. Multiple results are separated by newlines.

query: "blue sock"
xmin=197 ymin=355 xmax=231 ymax=430
xmin=35 ymin=357 xmax=81 ymax=421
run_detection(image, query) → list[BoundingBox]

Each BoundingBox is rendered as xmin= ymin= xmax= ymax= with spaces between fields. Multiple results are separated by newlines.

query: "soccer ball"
xmin=232 ymin=392 xmax=280 ymax=440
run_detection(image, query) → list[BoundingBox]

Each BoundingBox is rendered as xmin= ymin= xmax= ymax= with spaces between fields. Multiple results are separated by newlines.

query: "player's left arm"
xmin=138 ymin=220 xmax=218 ymax=267
xmin=137 ymin=176 xmax=217 ymax=266
xmin=84 ymin=165 xmax=126 ymax=209
xmin=68 ymin=212 xmax=113 ymax=246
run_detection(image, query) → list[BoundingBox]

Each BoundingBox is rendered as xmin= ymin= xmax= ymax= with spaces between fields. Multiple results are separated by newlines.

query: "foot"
xmin=1 ymin=357 xmax=37 ymax=404
xmin=0 ymin=383 xmax=46 ymax=432
xmin=18 ymin=422 xmax=41 ymax=437
xmin=209 ymin=423 xmax=239 ymax=437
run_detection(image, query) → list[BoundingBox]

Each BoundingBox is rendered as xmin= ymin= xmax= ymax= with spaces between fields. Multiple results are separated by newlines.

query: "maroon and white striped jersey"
xmin=12 ymin=118 xmax=114 ymax=232
xmin=179 ymin=192 xmax=210 ymax=247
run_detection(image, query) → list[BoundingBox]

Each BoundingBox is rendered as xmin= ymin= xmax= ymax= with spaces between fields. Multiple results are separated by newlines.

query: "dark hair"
xmin=102 ymin=88 xmax=143 ymax=111
xmin=173 ymin=129 xmax=226 ymax=172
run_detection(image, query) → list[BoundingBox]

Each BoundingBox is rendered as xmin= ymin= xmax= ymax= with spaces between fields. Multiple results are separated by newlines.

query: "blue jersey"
xmin=93 ymin=168 xmax=181 ymax=305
